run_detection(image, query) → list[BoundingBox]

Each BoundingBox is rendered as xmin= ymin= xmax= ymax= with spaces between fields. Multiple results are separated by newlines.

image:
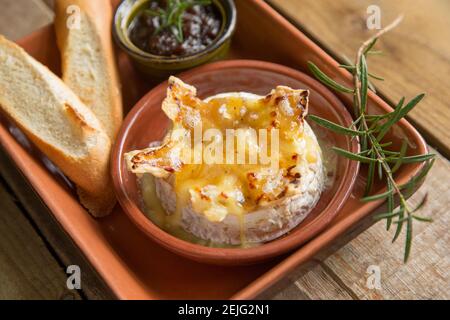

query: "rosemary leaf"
xmin=412 ymin=194 xmax=428 ymax=213
xmin=374 ymin=210 xmax=399 ymax=221
xmin=307 ymin=62 xmax=355 ymax=93
xmin=409 ymin=159 xmax=435 ymax=185
xmin=388 ymin=153 xmax=435 ymax=164
xmin=176 ymin=13 xmax=185 ymax=42
xmin=391 ymin=140 xmax=408 ymax=173
xmin=361 ymin=188 xmax=394 ymax=202
xmin=308 ymin=115 xmax=364 ymax=136
xmin=146 ymin=0 xmax=212 ymax=43
xmin=143 ymin=9 xmax=162 ymax=16
xmin=401 ymin=171 xmax=428 ymax=195
xmin=393 ymin=216 xmax=410 ymax=224
xmin=364 ymin=38 xmax=378 ymax=54
xmin=378 ymin=94 xmax=425 ymax=141
xmin=358 ymin=149 xmax=371 ymax=156
xmin=332 ymin=147 xmax=377 ymax=163
xmin=386 ymin=179 xmax=394 ymax=230
xmin=361 ymin=132 xmax=368 ymax=152
xmin=366 ymin=50 xmax=383 ymax=55
xmin=382 ymin=150 xmax=401 ymax=156
xmin=306 ymin=15 xmax=433 ymax=263
xmin=339 ymin=64 xmax=355 ymax=71
xmin=398 ymin=94 xmax=426 ymax=119
xmin=412 ymin=214 xmax=433 ymax=222
xmin=368 ymin=80 xmax=377 ymax=93
xmin=340 ymin=64 xmax=383 ymax=84
xmin=365 ymin=160 xmax=375 ymax=196
xmin=392 ymin=203 xmax=405 ymax=243
xmin=376 ymin=97 xmax=405 ymax=140
xmin=377 ymin=160 xmax=383 ymax=179
xmin=352 ymin=115 xmax=363 ymax=126
xmin=404 ymin=215 xmax=413 ymax=262
xmin=379 ymin=142 xmax=393 ymax=148
xmin=365 ymin=112 xmax=394 ymax=121
xmin=352 ymin=93 xmax=359 ymax=120
xmin=369 ymin=73 xmax=385 ymax=81
xmin=360 ymin=55 xmax=369 ymax=113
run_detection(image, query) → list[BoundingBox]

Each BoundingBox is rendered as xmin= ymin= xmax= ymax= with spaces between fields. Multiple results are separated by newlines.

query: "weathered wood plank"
xmin=267 ymin=148 xmax=449 ymax=300
xmin=321 ymin=149 xmax=450 ymax=300
xmin=0 ymin=181 xmax=81 ymax=299
xmin=0 ymin=0 xmax=108 ymax=300
xmin=0 ymin=0 xmax=112 ymax=299
xmin=0 ymin=147 xmax=115 ymax=300
xmin=0 ymin=0 xmax=447 ymax=300
xmin=258 ymin=203 xmax=385 ymax=300
xmin=259 ymin=260 xmax=354 ymax=300
xmin=294 ymin=263 xmax=355 ymax=300
xmin=264 ymin=0 xmax=450 ymax=300
xmin=0 ymin=0 xmax=53 ymax=41
xmin=42 ymin=0 xmax=55 ymax=9
xmin=269 ymin=0 xmax=450 ymax=158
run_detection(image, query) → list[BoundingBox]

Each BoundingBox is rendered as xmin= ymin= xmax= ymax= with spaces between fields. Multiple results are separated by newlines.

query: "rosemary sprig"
xmin=307 ymin=16 xmax=435 ymax=262
xmin=143 ymin=0 xmax=212 ymax=43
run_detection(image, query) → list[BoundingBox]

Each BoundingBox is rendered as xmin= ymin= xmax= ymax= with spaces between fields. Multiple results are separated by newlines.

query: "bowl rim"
xmin=112 ymin=0 xmax=237 ymax=63
xmin=111 ymin=59 xmax=360 ymax=264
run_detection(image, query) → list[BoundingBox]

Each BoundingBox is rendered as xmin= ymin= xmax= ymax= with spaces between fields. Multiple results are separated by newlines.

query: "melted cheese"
xmin=126 ymin=77 xmax=322 ymax=223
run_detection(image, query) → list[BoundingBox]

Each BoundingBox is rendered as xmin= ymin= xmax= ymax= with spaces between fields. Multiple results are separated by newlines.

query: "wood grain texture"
xmin=269 ymin=0 xmax=450 ymax=158
xmin=0 ymin=0 xmax=448 ymax=300
xmin=321 ymin=149 xmax=450 ymax=300
xmin=0 ymin=147 xmax=115 ymax=300
xmin=264 ymin=0 xmax=450 ymax=300
xmin=264 ymin=147 xmax=450 ymax=300
xmin=0 ymin=0 xmax=67 ymax=300
xmin=0 ymin=0 xmax=53 ymax=40
xmin=0 ymin=182 xmax=80 ymax=299
xmin=0 ymin=0 xmax=112 ymax=299
xmin=294 ymin=263 xmax=355 ymax=300
xmin=259 ymin=261 xmax=354 ymax=300
xmin=42 ymin=0 xmax=55 ymax=8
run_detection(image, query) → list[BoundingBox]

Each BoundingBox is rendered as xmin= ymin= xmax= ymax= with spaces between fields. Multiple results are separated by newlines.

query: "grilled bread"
xmin=54 ymin=0 xmax=123 ymax=140
xmin=0 ymin=35 xmax=115 ymax=217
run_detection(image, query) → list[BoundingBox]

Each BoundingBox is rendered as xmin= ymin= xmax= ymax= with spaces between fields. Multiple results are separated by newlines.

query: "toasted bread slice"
xmin=0 ymin=35 xmax=115 ymax=217
xmin=54 ymin=0 xmax=123 ymax=140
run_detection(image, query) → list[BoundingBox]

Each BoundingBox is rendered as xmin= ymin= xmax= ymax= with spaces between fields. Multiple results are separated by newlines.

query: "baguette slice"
xmin=0 ymin=35 xmax=115 ymax=217
xmin=54 ymin=0 xmax=123 ymax=140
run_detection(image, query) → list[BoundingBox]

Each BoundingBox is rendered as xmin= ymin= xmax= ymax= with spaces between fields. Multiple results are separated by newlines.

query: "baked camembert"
xmin=125 ymin=77 xmax=325 ymax=245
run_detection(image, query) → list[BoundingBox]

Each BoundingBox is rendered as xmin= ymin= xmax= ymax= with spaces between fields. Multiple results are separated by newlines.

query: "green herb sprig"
xmin=143 ymin=0 xmax=212 ymax=43
xmin=307 ymin=16 xmax=435 ymax=262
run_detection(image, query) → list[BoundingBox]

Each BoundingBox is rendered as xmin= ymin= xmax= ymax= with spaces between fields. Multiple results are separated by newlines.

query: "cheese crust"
xmin=126 ymin=77 xmax=325 ymax=245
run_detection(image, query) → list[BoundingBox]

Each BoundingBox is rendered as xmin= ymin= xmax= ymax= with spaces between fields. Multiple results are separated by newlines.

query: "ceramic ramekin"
xmin=113 ymin=0 xmax=237 ymax=79
xmin=111 ymin=60 xmax=360 ymax=265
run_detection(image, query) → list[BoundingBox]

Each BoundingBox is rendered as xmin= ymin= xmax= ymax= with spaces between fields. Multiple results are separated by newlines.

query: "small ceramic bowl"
xmin=113 ymin=0 xmax=237 ymax=79
xmin=112 ymin=60 xmax=360 ymax=265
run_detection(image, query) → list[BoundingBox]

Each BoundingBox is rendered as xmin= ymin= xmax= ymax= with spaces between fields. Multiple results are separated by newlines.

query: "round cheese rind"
xmin=154 ymin=92 xmax=325 ymax=245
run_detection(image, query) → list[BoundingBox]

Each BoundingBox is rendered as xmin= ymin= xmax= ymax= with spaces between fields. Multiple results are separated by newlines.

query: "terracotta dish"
xmin=112 ymin=60 xmax=360 ymax=265
xmin=0 ymin=0 xmax=428 ymax=299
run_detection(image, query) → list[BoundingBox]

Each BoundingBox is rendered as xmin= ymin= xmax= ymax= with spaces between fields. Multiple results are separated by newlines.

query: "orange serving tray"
xmin=0 ymin=0 xmax=427 ymax=299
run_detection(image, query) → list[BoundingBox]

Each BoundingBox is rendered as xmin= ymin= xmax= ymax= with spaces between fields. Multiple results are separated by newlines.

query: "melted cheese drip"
xmin=170 ymin=94 xmax=317 ymax=222
xmin=127 ymin=78 xmax=322 ymax=227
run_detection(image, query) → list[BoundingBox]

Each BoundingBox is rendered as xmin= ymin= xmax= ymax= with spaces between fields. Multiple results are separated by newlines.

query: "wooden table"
xmin=0 ymin=0 xmax=448 ymax=300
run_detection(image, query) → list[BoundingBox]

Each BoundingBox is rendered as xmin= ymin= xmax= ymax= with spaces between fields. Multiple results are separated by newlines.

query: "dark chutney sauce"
xmin=128 ymin=1 xmax=222 ymax=57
